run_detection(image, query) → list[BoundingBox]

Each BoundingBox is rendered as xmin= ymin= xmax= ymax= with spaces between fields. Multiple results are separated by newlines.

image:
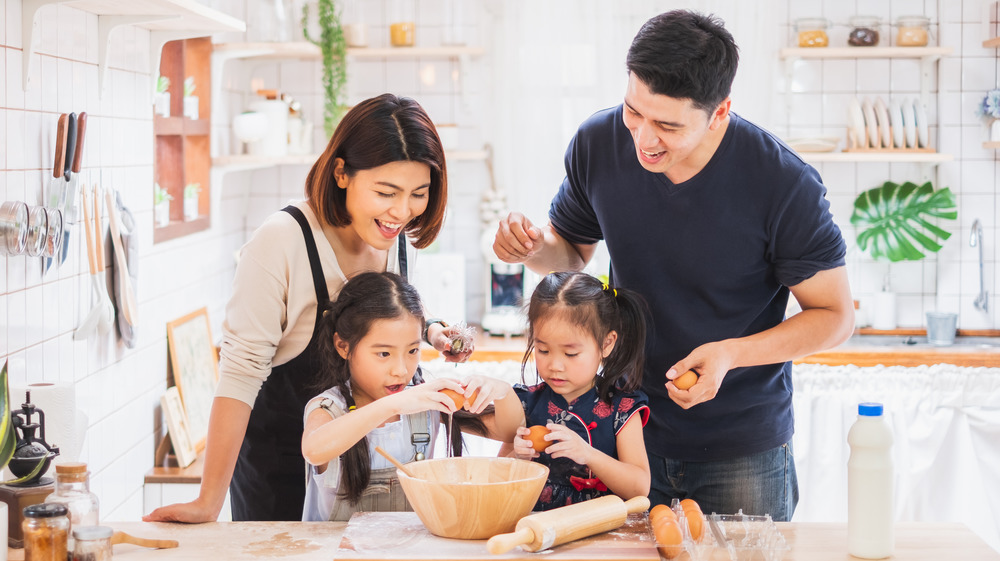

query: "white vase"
xmin=155 ymin=201 xmax=170 ymax=227
xmin=991 ymin=119 xmax=1000 ymax=142
xmin=154 ymin=92 xmax=171 ymax=117
xmin=183 ymin=195 xmax=198 ymax=222
xmin=183 ymin=95 xmax=199 ymax=120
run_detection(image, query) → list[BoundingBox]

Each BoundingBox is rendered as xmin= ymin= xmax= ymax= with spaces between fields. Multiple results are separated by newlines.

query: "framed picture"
xmin=160 ymin=386 xmax=197 ymax=468
xmin=166 ymin=307 xmax=219 ymax=452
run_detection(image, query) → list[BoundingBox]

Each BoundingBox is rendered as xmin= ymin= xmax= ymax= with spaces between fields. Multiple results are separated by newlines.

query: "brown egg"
xmin=649 ymin=504 xmax=676 ymax=525
xmin=680 ymin=498 xmax=704 ymax=541
xmin=652 ymin=515 xmax=684 ymax=559
xmin=440 ymin=388 xmax=480 ymax=410
xmin=440 ymin=389 xmax=465 ymax=409
xmin=673 ymin=369 xmax=699 ymax=391
xmin=526 ymin=425 xmax=550 ymax=453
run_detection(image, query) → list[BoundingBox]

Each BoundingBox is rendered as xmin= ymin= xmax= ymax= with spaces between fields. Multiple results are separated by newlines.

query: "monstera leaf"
xmin=850 ymin=181 xmax=957 ymax=262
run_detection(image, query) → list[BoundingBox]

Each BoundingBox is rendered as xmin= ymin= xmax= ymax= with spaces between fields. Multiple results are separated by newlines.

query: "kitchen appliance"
xmin=0 ymin=391 xmax=61 ymax=547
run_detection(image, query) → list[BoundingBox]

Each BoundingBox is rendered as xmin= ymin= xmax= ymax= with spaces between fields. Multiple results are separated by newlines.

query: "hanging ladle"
xmin=374 ymin=446 xmax=417 ymax=479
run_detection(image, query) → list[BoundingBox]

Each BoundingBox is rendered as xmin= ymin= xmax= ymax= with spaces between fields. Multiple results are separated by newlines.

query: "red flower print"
xmin=593 ymin=401 xmax=612 ymax=418
xmin=619 ymin=398 xmax=634 ymax=412
xmin=547 ymin=402 xmax=562 ymax=416
xmin=539 ymin=486 xmax=553 ymax=503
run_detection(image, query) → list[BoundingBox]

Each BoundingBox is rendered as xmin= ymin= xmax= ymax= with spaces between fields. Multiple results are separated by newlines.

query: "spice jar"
xmin=795 ymin=18 xmax=830 ymax=48
xmin=389 ymin=0 xmax=415 ymax=47
xmin=23 ymin=503 xmax=70 ymax=561
xmin=45 ymin=462 xmax=100 ymax=540
xmin=896 ymin=15 xmax=930 ymax=46
xmin=848 ymin=16 xmax=881 ymax=46
xmin=72 ymin=525 xmax=114 ymax=561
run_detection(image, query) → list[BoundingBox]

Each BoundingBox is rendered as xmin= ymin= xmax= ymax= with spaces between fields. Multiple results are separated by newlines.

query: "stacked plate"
xmin=847 ymin=96 xmax=928 ymax=149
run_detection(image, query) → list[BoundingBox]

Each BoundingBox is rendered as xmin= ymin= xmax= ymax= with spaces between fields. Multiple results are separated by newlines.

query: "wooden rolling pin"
xmin=486 ymin=495 xmax=650 ymax=555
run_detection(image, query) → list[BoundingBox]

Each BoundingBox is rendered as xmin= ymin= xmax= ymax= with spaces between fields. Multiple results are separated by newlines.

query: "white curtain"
xmin=426 ymin=359 xmax=1000 ymax=552
xmin=792 ymin=363 xmax=1000 ymax=553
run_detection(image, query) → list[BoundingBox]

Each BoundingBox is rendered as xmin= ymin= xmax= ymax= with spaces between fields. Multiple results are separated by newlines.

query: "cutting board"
xmin=334 ymin=512 xmax=659 ymax=561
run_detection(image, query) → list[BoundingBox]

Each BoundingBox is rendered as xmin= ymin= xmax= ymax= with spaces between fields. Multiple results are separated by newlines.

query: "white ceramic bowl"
xmin=232 ymin=111 xmax=269 ymax=143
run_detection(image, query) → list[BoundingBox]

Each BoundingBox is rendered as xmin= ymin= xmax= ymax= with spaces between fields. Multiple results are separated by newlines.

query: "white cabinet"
xmin=20 ymin=0 xmax=244 ymax=93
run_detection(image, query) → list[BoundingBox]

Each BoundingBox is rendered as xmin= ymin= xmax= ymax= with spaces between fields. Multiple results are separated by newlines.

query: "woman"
xmin=145 ymin=94 xmax=470 ymax=522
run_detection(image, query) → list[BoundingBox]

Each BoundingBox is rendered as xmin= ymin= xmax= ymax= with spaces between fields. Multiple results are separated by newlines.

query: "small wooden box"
xmin=0 ymin=482 xmax=55 ymax=548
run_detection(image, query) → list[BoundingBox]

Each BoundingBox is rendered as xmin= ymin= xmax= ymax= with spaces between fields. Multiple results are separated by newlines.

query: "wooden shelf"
xmin=21 ymin=0 xmax=244 ymax=92
xmin=154 ymin=116 xmax=210 ymax=136
xmin=985 ymin=36 xmax=1000 ymax=48
xmin=779 ymin=46 xmax=953 ymax=60
xmin=212 ymin=41 xmax=485 ymax=60
xmin=212 ymin=150 xmax=489 ymax=174
xmin=798 ymin=151 xmax=953 ymax=163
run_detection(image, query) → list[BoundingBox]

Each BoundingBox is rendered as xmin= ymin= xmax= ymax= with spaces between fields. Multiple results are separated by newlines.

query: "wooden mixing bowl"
xmin=396 ymin=456 xmax=548 ymax=539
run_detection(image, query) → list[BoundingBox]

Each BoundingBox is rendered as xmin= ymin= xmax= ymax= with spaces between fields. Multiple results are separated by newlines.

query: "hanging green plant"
xmin=303 ymin=0 xmax=348 ymax=138
xmin=850 ymin=180 xmax=957 ymax=262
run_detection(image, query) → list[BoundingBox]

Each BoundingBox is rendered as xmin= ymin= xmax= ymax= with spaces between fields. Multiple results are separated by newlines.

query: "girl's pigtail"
xmin=595 ymin=285 xmax=648 ymax=400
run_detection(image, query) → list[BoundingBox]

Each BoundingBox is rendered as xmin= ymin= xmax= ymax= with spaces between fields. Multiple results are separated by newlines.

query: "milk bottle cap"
xmin=858 ymin=402 xmax=883 ymax=416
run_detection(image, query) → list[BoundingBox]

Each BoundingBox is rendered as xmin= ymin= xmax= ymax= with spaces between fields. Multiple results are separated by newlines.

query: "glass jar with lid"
xmin=44 ymin=462 xmax=100 ymax=540
xmin=23 ymin=503 xmax=70 ymax=561
xmin=795 ymin=18 xmax=830 ymax=48
xmin=389 ymin=0 xmax=416 ymax=47
xmin=848 ymin=16 xmax=881 ymax=46
xmin=896 ymin=15 xmax=930 ymax=46
xmin=72 ymin=525 xmax=114 ymax=561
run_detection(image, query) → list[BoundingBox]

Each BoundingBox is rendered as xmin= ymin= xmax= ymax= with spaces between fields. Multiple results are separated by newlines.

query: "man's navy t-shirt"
xmin=549 ymin=106 xmax=846 ymax=461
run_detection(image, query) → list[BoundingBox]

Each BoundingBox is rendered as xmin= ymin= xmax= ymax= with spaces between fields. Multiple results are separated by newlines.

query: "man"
xmin=493 ymin=10 xmax=854 ymax=521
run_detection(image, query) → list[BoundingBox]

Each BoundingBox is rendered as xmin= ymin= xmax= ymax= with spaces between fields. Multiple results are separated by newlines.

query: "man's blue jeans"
xmin=647 ymin=442 xmax=799 ymax=521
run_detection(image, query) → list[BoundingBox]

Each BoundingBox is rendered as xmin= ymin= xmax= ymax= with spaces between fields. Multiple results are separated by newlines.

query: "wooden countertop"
xmin=6 ymin=521 xmax=997 ymax=560
xmin=424 ymin=328 xmax=1000 ymax=368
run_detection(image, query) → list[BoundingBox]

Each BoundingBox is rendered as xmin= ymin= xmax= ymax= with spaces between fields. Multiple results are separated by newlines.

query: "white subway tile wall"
xmin=0 ymin=0 xmax=996 ymax=521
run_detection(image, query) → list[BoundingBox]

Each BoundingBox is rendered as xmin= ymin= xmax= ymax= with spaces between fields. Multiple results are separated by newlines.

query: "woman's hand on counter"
xmin=143 ymin=498 xmax=221 ymax=524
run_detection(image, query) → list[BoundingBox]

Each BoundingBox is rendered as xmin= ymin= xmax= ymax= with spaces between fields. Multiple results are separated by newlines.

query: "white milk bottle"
xmin=847 ymin=402 xmax=894 ymax=559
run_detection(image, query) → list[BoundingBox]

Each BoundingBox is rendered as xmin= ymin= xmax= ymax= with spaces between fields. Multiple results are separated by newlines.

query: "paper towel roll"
xmin=9 ymin=382 xmax=88 ymax=475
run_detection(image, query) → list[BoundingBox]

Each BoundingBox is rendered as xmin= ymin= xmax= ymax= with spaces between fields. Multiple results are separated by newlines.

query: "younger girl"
xmin=510 ymin=271 xmax=651 ymax=510
xmin=302 ymin=272 xmax=522 ymax=521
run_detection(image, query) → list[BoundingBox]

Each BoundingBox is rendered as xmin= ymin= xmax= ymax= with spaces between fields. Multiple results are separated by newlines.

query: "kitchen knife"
xmin=43 ymin=114 xmax=68 ymax=275
xmin=46 ymin=114 xmax=68 ymax=209
xmin=59 ymin=112 xmax=86 ymax=266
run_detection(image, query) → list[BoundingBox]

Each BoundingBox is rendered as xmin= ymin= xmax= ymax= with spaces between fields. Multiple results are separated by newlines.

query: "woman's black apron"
xmin=230 ymin=205 xmax=408 ymax=520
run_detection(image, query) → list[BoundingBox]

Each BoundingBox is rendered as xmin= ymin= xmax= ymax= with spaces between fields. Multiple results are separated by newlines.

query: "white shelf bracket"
xmin=149 ymin=29 xmax=214 ymax=94
xmin=21 ymin=0 xmax=72 ymax=91
xmin=97 ymin=14 xmax=179 ymax=98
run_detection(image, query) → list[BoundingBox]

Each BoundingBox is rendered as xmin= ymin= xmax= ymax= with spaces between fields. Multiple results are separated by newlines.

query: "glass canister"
xmin=896 ymin=15 xmax=930 ymax=46
xmin=848 ymin=16 xmax=881 ymax=46
xmin=72 ymin=525 xmax=114 ymax=561
xmin=23 ymin=503 xmax=70 ymax=561
xmin=389 ymin=0 xmax=415 ymax=47
xmin=44 ymin=462 xmax=100 ymax=538
xmin=795 ymin=18 xmax=830 ymax=48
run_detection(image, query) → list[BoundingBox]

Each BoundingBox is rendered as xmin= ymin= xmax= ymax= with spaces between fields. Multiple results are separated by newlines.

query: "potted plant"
xmin=976 ymin=88 xmax=1000 ymax=142
xmin=183 ymin=183 xmax=201 ymax=222
xmin=183 ymin=76 xmax=199 ymax=120
xmin=154 ymin=183 xmax=173 ymax=227
xmin=154 ymin=76 xmax=171 ymax=118
xmin=303 ymin=0 xmax=348 ymax=137
xmin=850 ymin=180 xmax=957 ymax=330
